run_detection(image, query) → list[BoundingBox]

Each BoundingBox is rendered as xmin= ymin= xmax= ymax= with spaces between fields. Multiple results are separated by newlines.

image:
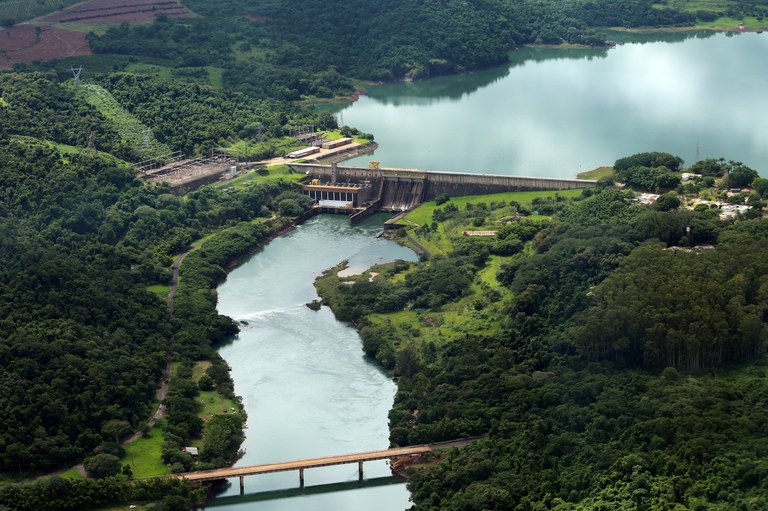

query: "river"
xmin=323 ymin=31 xmax=768 ymax=178
xmin=210 ymin=31 xmax=767 ymax=510
xmin=210 ymin=214 xmax=417 ymax=510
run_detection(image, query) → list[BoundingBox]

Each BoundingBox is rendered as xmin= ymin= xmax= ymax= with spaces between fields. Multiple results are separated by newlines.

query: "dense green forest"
xmin=2 ymin=0 xmax=768 ymax=506
xmin=77 ymin=0 xmax=705 ymax=89
xmin=0 ymin=72 xmax=315 ymax=485
xmin=315 ymin=154 xmax=768 ymax=509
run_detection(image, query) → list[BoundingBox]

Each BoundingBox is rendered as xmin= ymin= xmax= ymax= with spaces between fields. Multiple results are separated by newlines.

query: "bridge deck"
xmin=176 ymin=445 xmax=433 ymax=482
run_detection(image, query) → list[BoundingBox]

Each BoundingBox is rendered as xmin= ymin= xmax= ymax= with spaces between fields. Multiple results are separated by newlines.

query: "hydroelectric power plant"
xmin=293 ymin=162 xmax=596 ymax=224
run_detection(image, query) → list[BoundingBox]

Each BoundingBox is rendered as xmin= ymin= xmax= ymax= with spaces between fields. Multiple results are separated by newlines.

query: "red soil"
xmin=0 ymin=25 xmax=91 ymax=68
xmin=245 ymin=14 xmax=270 ymax=23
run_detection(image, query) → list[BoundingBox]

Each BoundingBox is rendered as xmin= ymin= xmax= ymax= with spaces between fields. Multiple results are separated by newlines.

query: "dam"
xmin=290 ymin=163 xmax=596 ymax=223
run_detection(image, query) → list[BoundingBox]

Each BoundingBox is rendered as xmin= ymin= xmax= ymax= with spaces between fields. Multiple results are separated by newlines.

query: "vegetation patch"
xmin=577 ymin=165 xmax=614 ymax=180
xmin=76 ymin=83 xmax=171 ymax=161
xmin=145 ymin=284 xmax=170 ymax=300
xmin=198 ymin=391 xmax=237 ymax=421
xmin=121 ymin=424 xmax=168 ymax=478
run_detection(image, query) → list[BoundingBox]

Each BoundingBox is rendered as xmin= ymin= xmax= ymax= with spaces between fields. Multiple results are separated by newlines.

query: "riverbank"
xmin=210 ymin=215 xmax=416 ymax=509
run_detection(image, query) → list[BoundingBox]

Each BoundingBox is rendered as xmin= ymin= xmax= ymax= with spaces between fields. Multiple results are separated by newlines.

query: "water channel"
xmin=324 ymin=31 xmax=768 ymax=178
xmin=211 ymin=31 xmax=767 ymax=510
xmin=211 ymin=215 xmax=417 ymax=510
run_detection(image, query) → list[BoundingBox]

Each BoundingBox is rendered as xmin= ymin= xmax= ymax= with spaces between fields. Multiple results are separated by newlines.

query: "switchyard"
xmin=137 ymin=152 xmax=237 ymax=189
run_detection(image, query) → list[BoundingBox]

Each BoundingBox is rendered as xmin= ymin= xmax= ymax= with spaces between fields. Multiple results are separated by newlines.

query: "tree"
xmin=83 ymin=454 xmax=122 ymax=479
xmin=654 ymin=192 xmax=681 ymax=211
xmin=197 ymin=373 xmax=214 ymax=391
xmin=278 ymin=198 xmax=304 ymax=216
xmin=101 ymin=419 xmax=131 ymax=444
xmin=614 ymin=152 xmax=684 ymax=173
xmin=753 ymin=178 xmax=768 ymax=198
xmin=434 ymin=194 xmax=450 ymax=205
xmin=724 ymin=163 xmax=759 ymax=189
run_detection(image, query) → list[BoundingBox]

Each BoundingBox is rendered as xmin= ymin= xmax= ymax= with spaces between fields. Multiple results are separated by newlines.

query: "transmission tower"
xmin=70 ymin=66 xmax=82 ymax=87
xmin=695 ymin=141 xmax=700 ymax=162
xmin=143 ymin=127 xmax=153 ymax=149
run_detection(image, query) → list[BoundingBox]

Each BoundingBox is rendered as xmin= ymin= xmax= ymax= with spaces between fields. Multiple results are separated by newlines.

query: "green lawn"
xmin=577 ymin=166 xmax=614 ymax=180
xmin=146 ymin=284 xmax=170 ymax=300
xmin=477 ymin=254 xmax=514 ymax=288
xmin=198 ymin=391 xmax=237 ymax=421
xmin=125 ymin=62 xmax=173 ymax=81
xmin=695 ymin=15 xmax=768 ymax=29
xmin=121 ymin=424 xmax=168 ymax=478
xmin=404 ymin=189 xmax=585 ymax=226
xmin=59 ymin=466 xmax=85 ymax=480
xmin=212 ymin=164 xmax=304 ymax=190
xmin=192 ymin=361 xmax=212 ymax=381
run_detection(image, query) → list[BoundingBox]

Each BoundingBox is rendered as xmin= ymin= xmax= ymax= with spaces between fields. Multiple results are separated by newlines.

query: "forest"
xmin=314 ymin=154 xmax=768 ymax=509
xmin=77 ymin=0 xmax=705 ymax=91
xmin=0 ymin=70 xmax=328 ymax=508
xmin=2 ymin=0 xmax=768 ymax=507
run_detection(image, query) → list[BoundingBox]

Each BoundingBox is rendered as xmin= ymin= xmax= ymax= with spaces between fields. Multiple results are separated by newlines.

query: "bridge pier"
xmin=239 ymin=475 xmax=244 ymax=494
xmin=299 ymin=467 xmax=305 ymax=487
xmin=358 ymin=461 xmax=364 ymax=480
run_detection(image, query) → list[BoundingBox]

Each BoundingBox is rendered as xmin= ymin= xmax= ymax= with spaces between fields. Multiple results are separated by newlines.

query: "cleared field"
xmin=0 ymin=24 xmax=90 ymax=67
xmin=38 ymin=0 xmax=194 ymax=24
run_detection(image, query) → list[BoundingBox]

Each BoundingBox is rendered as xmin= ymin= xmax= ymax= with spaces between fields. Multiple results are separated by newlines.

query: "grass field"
xmin=192 ymin=360 xmax=212 ymax=381
xmin=58 ymin=466 xmax=84 ymax=480
xmin=212 ymin=164 xmax=304 ymax=191
xmin=400 ymin=189 xmax=581 ymax=257
xmin=198 ymin=390 xmax=237 ymax=421
xmin=405 ymin=189 xmax=584 ymax=227
xmin=121 ymin=423 xmax=169 ymax=477
xmin=577 ymin=166 xmax=614 ymax=180
xmin=695 ymin=15 xmax=768 ymax=29
xmin=146 ymin=284 xmax=169 ymax=300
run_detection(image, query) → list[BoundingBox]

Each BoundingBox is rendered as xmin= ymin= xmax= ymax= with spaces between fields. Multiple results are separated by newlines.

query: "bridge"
xmin=291 ymin=163 xmax=596 ymax=223
xmin=176 ymin=439 xmax=476 ymax=493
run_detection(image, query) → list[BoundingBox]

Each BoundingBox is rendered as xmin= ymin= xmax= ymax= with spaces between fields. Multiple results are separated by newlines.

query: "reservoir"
xmin=327 ymin=31 xmax=768 ymax=177
xmin=212 ymin=215 xmax=417 ymax=510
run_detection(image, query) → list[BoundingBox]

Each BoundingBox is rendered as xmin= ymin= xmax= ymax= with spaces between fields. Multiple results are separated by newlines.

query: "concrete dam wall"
xmin=292 ymin=163 xmax=595 ymax=213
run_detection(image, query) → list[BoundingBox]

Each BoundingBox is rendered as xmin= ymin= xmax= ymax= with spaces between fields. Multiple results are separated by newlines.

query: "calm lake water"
xmin=325 ymin=31 xmax=768 ymax=178
xmin=211 ymin=215 xmax=417 ymax=510
xmin=211 ymin=32 xmax=767 ymax=510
